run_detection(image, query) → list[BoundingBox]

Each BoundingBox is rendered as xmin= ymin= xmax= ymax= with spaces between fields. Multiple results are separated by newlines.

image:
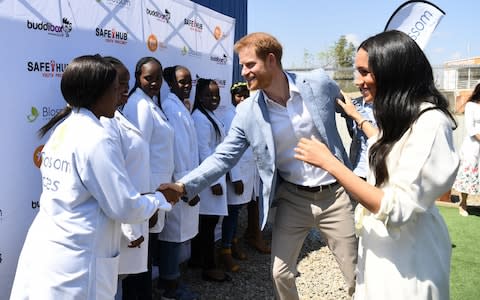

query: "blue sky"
xmin=248 ymin=0 xmax=478 ymax=68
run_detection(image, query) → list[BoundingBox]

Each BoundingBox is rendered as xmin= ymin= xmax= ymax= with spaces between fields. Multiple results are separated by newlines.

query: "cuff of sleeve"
xmin=155 ymin=191 xmax=173 ymax=212
xmin=373 ymin=187 xmax=394 ymax=224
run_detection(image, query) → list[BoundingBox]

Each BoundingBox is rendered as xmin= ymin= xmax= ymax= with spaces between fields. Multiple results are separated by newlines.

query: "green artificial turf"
xmin=438 ymin=205 xmax=480 ymax=300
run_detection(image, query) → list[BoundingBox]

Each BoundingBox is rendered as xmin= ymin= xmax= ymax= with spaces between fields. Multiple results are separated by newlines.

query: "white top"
xmin=10 ymin=108 xmax=164 ymax=299
xmin=157 ymin=92 xmax=200 ymax=242
xmin=354 ymin=105 xmax=459 ymax=300
xmin=192 ymin=109 xmax=228 ymax=216
xmin=264 ymin=73 xmax=335 ymax=186
xmin=122 ymin=88 xmax=175 ymax=232
xmin=459 ymin=101 xmax=480 ymax=163
xmin=219 ymin=105 xmax=256 ymax=205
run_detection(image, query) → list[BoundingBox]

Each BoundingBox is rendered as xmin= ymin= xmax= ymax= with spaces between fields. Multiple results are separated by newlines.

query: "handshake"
xmin=156 ymin=182 xmax=200 ymax=206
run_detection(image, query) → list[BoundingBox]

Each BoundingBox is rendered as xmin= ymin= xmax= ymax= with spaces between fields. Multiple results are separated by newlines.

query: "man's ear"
xmin=267 ymin=52 xmax=277 ymax=67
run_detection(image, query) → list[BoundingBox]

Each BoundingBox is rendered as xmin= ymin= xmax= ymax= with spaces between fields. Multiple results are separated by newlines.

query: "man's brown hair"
xmin=234 ymin=32 xmax=283 ymax=67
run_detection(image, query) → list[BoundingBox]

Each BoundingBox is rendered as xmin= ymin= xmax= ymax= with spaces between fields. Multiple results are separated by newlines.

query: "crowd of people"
xmin=10 ymin=29 xmax=471 ymax=300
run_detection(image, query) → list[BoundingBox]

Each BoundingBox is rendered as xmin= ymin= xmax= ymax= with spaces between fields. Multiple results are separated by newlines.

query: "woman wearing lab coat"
xmin=122 ymin=57 xmax=174 ymax=233
xmin=190 ymin=78 xmax=229 ymax=282
xmin=156 ymin=66 xmax=200 ymax=298
xmin=102 ymin=57 xmax=165 ymax=299
xmin=10 ymin=55 xmax=172 ymax=299
xmin=121 ymin=57 xmax=174 ymax=298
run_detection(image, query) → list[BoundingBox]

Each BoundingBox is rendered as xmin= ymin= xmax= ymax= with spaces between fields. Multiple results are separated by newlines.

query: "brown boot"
xmin=219 ymin=248 xmax=239 ymax=272
xmin=232 ymin=238 xmax=247 ymax=260
xmin=246 ymin=200 xmax=271 ymax=254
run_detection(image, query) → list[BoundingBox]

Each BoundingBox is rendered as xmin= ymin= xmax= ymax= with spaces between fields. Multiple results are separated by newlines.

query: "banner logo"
xmin=214 ymin=78 xmax=226 ymax=88
xmin=96 ymin=27 xmax=128 ymax=45
xmin=27 ymin=107 xmax=40 ymax=123
xmin=184 ymin=18 xmax=203 ymax=32
xmin=210 ymin=54 xmax=228 ymax=65
xmin=213 ymin=26 xmax=223 ymax=40
xmin=146 ymin=8 xmax=171 ymax=23
xmin=181 ymin=46 xmax=201 ymax=58
xmin=33 ymin=145 xmax=44 ymax=168
xmin=27 ymin=60 xmax=68 ymax=78
xmin=26 ymin=18 xmax=73 ymax=38
xmin=97 ymin=0 xmax=131 ymax=7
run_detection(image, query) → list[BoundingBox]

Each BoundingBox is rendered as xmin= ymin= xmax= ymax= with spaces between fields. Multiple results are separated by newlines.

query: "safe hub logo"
xmin=27 ymin=60 xmax=68 ymax=78
xmin=96 ymin=27 xmax=128 ymax=45
xmin=184 ymin=18 xmax=203 ymax=32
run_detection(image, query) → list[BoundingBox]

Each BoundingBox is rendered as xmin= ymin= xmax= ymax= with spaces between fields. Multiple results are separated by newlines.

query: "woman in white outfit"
xmin=190 ymin=78 xmax=230 ymax=282
xmin=295 ymin=31 xmax=459 ymax=300
xmin=452 ymin=83 xmax=480 ymax=216
xmin=122 ymin=57 xmax=174 ymax=299
xmin=156 ymin=65 xmax=200 ymax=300
xmin=10 ymin=55 xmax=173 ymax=300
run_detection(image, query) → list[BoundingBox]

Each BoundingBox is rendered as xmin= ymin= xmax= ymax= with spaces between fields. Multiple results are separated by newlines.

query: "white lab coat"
xmin=219 ymin=106 xmax=256 ymax=205
xmin=158 ymin=93 xmax=200 ymax=242
xmin=192 ymin=109 xmax=228 ymax=216
xmin=122 ymin=88 xmax=174 ymax=233
xmin=10 ymin=108 xmax=166 ymax=300
xmin=101 ymin=111 xmax=155 ymax=275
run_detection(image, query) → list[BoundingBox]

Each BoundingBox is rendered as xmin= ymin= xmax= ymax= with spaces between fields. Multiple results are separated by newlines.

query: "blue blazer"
xmin=180 ymin=69 xmax=350 ymax=229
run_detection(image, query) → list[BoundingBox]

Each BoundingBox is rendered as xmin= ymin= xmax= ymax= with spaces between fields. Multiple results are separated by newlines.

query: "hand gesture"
xmin=337 ymin=91 xmax=362 ymax=122
xmin=211 ymin=183 xmax=223 ymax=195
xmin=127 ymin=235 xmax=145 ymax=248
xmin=158 ymin=182 xmax=184 ymax=204
xmin=232 ymin=180 xmax=244 ymax=195
xmin=294 ymin=137 xmax=338 ymax=170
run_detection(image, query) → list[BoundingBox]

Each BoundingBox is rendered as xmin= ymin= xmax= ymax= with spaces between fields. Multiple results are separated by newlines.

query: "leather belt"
xmin=288 ymin=181 xmax=338 ymax=193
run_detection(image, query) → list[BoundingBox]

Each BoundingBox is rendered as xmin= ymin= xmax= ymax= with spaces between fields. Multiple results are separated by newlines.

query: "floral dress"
xmin=453 ymin=101 xmax=480 ymax=194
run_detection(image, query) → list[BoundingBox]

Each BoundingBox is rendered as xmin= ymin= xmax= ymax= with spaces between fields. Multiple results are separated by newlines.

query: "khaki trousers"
xmin=271 ymin=181 xmax=357 ymax=300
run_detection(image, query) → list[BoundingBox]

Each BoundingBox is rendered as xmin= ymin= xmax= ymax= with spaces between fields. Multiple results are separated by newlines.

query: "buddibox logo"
xmin=27 ymin=60 xmax=68 ymax=78
xmin=210 ymin=54 xmax=228 ymax=65
xmin=27 ymin=18 xmax=72 ymax=37
xmin=146 ymin=8 xmax=171 ymax=23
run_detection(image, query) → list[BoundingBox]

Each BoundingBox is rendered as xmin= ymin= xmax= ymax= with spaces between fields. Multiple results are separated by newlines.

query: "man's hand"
xmin=158 ymin=182 xmax=185 ymax=204
xmin=211 ymin=183 xmax=223 ymax=195
xmin=232 ymin=180 xmax=244 ymax=195
xmin=127 ymin=235 xmax=145 ymax=248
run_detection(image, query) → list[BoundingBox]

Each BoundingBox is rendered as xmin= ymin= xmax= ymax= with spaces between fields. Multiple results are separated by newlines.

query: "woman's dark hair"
xmin=128 ymin=56 xmax=163 ymax=108
xmin=468 ymin=82 xmax=480 ymax=103
xmin=103 ymin=56 xmax=124 ymax=68
xmin=38 ymin=54 xmax=117 ymax=137
xmin=230 ymin=81 xmax=248 ymax=96
xmin=360 ymin=30 xmax=456 ymax=186
xmin=193 ymin=78 xmax=221 ymax=139
xmin=163 ymin=65 xmax=177 ymax=89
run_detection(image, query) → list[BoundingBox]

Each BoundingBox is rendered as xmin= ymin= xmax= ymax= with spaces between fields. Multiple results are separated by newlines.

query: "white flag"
xmin=385 ymin=0 xmax=445 ymax=50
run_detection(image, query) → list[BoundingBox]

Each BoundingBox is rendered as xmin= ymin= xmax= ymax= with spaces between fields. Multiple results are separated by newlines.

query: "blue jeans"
xmin=221 ymin=204 xmax=244 ymax=248
xmin=157 ymin=240 xmax=181 ymax=280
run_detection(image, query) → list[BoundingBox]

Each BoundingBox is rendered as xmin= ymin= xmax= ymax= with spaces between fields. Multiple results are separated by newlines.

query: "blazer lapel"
xmin=253 ymin=91 xmax=275 ymax=159
xmin=295 ymin=76 xmax=330 ymax=148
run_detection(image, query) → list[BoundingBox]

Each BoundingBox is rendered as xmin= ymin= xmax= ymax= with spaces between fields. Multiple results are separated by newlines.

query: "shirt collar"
xmin=263 ymin=71 xmax=300 ymax=104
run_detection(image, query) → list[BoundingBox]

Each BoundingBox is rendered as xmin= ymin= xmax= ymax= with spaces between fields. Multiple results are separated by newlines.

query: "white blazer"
xmin=219 ymin=106 xmax=256 ymax=205
xmin=158 ymin=93 xmax=200 ymax=242
xmin=10 ymin=108 xmax=164 ymax=299
xmin=192 ymin=109 xmax=228 ymax=216
xmin=122 ymin=88 xmax=174 ymax=233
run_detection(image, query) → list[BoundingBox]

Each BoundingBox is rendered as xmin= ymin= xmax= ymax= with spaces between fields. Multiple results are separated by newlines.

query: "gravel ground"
xmin=153 ymin=207 xmax=350 ymax=300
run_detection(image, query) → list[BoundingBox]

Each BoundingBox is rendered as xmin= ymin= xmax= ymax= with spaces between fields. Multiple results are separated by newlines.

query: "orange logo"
xmin=33 ymin=145 xmax=44 ymax=168
xmin=213 ymin=26 xmax=222 ymax=40
xmin=147 ymin=34 xmax=158 ymax=52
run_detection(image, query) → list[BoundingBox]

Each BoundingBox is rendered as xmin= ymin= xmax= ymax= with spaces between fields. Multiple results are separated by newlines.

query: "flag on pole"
xmin=384 ymin=0 xmax=445 ymax=50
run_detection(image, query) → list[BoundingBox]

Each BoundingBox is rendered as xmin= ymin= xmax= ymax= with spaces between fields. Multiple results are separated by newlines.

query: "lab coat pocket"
xmin=95 ymin=253 xmax=120 ymax=299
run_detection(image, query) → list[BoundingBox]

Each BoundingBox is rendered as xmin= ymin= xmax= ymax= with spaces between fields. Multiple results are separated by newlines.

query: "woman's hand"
xmin=211 ymin=183 xmax=223 ymax=195
xmin=127 ymin=235 xmax=145 ymax=248
xmin=232 ymin=180 xmax=244 ymax=195
xmin=338 ymin=91 xmax=362 ymax=122
xmin=294 ymin=137 xmax=339 ymax=171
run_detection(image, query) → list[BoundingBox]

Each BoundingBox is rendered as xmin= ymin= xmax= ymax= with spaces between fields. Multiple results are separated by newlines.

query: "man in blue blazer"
xmin=165 ymin=32 xmax=357 ymax=299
